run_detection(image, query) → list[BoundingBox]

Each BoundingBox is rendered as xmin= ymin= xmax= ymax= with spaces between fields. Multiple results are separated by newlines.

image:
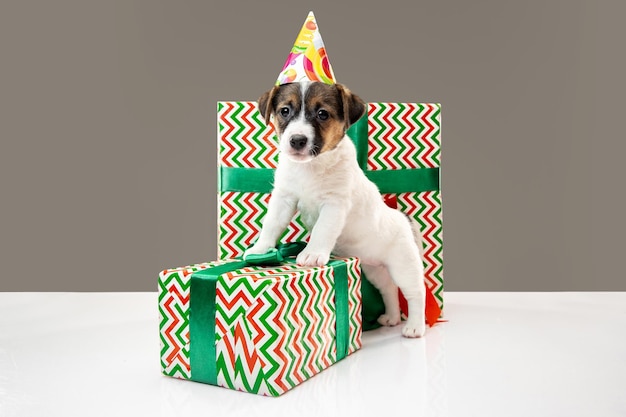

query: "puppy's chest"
xmin=277 ymin=168 xmax=343 ymax=226
xmin=286 ymin=177 xmax=326 ymax=221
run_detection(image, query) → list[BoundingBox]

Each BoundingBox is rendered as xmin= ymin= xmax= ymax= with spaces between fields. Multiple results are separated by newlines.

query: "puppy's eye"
xmin=280 ymin=107 xmax=290 ymax=118
xmin=317 ymin=109 xmax=329 ymax=120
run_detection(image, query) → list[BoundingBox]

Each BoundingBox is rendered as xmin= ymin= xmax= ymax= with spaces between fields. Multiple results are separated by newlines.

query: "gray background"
xmin=1 ymin=0 xmax=624 ymax=292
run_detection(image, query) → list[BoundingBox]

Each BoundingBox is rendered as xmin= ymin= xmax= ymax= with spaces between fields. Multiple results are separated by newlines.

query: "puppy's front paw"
xmin=401 ymin=319 xmax=426 ymax=338
xmin=296 ymin=249 xmax=330 ymax=267
xmin=244 ymin=242 xmax=274 ymax=258
xmin=377 ymin=313 xmax=401 ymax=327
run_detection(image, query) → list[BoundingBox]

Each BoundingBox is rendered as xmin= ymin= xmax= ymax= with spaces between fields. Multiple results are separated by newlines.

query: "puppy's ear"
xmin=258 ymin=85 xmax=280 ymax=125
xmin=336 ymin=83 xmax=366 ymax=128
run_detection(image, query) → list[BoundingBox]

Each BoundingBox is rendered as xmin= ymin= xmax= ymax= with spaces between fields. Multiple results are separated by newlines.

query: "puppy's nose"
xmin=289 ymin=135 xmax=308 ymax=151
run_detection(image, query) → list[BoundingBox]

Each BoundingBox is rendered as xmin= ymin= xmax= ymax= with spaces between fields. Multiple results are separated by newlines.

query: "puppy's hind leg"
xmin=386 ymin=245 xmax=426 ymax=338
xmin=361 ymin=264 xmax=401 ymax=327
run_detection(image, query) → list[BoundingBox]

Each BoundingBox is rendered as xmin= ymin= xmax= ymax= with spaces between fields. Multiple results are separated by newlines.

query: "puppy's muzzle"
xmin=289 ymin=134 xmax=308 ymax=151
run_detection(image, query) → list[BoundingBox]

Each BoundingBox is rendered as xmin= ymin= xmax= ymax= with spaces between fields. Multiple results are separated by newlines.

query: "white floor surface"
xmin=0 ymin=292 xmax=625 ymax=417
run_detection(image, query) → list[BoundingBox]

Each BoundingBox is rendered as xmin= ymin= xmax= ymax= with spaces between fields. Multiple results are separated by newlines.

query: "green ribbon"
xmin=190 ymin=260 xmax=247 ymax=385
xmin=219 ymin=166 xmax=275 ymax=194
xmin=365 ymin=168 xmax=439 ymax=193
xmin=242 ymin=241 xmax=306 ymax=265
xmin=347 ymin=114 xmax=369 ymax=170
xmin=189 ymin=243 xmax=350 ymax=385
xmin=329 ymin=259 xmax=349 ymax=360
xmin=220 ymin=166 xmax=439 ymax=194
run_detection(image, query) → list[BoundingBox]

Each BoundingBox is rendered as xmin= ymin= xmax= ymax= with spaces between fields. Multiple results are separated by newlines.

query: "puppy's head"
xmin=258 ymin=81 xmax=366 ymax=163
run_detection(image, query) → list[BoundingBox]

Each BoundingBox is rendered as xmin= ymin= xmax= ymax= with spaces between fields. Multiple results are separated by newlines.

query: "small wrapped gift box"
xmin=159 ymin=254 xmax=362 ymax=396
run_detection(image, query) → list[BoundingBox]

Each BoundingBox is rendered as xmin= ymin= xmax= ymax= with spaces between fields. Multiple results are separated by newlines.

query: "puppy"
xmin=245 ymin=81 xmax=426 ymax=338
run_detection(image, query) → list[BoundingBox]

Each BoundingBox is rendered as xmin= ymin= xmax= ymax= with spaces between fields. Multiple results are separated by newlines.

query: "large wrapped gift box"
xmin=159 ymin=256 xmax=362 ymax=396
xmin=217 ymin=102 xmax=444 ymax=315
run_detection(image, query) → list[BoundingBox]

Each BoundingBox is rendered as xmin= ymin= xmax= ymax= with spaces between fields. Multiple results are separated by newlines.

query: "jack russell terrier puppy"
xmin=245 ymin=81 xmax=426 ymax=338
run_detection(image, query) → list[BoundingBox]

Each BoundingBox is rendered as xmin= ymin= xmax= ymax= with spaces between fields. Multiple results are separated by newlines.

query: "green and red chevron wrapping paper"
xmin=159 ymin=257 xmax=362 ymax=396
xmin=217 ymin=101 xmax=443 ymax=311
xmin=216 ymin=101 xmax=310 ymax=255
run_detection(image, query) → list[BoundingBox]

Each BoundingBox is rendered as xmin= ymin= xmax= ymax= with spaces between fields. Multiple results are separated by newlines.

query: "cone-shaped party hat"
xmin=276 ymin=12 xmax=336 ymax=85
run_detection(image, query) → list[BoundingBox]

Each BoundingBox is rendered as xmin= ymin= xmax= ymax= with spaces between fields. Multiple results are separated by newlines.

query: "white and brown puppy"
xmin=245 ymin=81 xmax=426 ymax=338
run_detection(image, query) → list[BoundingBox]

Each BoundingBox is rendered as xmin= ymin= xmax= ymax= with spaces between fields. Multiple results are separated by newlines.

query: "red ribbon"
xmin=398 ymin=288 xmax=443 ymax=328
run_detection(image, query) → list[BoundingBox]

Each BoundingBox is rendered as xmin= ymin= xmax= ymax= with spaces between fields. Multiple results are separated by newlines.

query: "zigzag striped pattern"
xmin=218 ymin=101 xmax=441 ymax=171
xmin=218 ymin=191 xmax=309 ymax=259
xmin=218 ymin=101 xmax=279 ymax=168
xmin=214 ymin=259 xmax=361 ymax=396
xmin=367 ymin=102 xmax=441 ymax=170
xmin=216 ymin=319 xmax=274 ymax=395
xmin=395 ymin=191 xmax=444 ymax=308
xmin=347 ymin=258 xmax=363 ymax=352
xmin=217 ymin=101 xmax=309 ymax=259
xmin=159 ymin=258 xmax=361 ymax=396
xmin=159 ymin=261 xmax=226 ymax=379
xmin=218 ymin=192 xmax=268 ymax=259
xmin=214 ymin=266 xmax=277 ymax=343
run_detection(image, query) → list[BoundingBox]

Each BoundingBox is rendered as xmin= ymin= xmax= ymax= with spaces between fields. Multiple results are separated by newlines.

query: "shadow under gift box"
xmin=159 ymin=257 xmax=362 ymax=396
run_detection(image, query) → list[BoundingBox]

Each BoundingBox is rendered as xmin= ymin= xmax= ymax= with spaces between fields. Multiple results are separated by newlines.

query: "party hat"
xmin=276 ymin=12 xmax=336 ymax=85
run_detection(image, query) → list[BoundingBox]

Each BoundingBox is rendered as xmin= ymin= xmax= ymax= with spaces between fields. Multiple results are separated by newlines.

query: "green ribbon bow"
xmin=189 ymin=242 xmax=351 ymax=385
xmin=242 ymin=241 xmax=307 ymax=265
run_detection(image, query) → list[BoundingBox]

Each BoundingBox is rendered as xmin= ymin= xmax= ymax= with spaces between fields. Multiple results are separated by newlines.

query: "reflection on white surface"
xmin=157 ymin=323 xmax=448 ymax=416
xmin=1 ymin=292 xmax=625 ymax=417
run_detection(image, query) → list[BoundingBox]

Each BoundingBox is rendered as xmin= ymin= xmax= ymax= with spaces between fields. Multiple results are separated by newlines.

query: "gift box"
xmin=217 ymin=102 xmax=444 ymax=316
xmin=158 ymin=255 xmax=362 ymax=396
